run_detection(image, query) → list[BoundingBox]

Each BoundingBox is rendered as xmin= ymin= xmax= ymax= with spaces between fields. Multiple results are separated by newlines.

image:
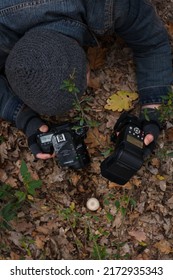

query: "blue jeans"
xmin=0 ymin=0 xmax=172 ymax=122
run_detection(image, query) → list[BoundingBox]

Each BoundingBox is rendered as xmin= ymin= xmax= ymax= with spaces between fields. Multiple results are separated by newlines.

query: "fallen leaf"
xmin=106 ymin=113 xmax=120 ymax=129
xmin=112 ymin=212 xmax=123 ymax=228
xmin=154 ymin=240 xmax=172 ymax=254
xmin=151 ymin=157 xmax=160 ymax=167
xmin=5 ymin=177 xmax=18 ymax=188
xmin=85 ymin=127 xmax=107 ymax=148
xmin=108 ymin=181 xmax=133 ymax=189
xmin=166 ymin=22 xmax=173 ymax=37
xmin=156 ymin=175 xmax=165 ymax=181
xmin=35 ymin=235 xmax=47 ymax=250
xmin=88 ymin=77 xmax=101 ymax=89
xmin=128 ymin=230 xmax=146 ymax=242
xmin=0 ymin=169 xmax=8 ymax=182
xmin=104 ymin=91 xmax=138 ymax=112
xmin=166 ymin=127 xmax=173 ymax=142
xmin=70 ymin=174 xmax=81 ymax=186
xmin=87 ymin=47 xmax=107 ymax=70
xmin=0 ymin=142 xmax=8 ymax=163
xmin=10 ymin=252 xmax=20 ymax=260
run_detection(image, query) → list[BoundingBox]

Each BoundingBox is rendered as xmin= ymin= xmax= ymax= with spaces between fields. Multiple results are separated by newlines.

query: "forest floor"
xmin=0 ymin=0 xmax=173 ymax=260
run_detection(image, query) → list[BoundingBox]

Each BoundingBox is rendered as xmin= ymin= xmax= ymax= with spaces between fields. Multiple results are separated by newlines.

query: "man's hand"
xmin=140 ymin=104 xmax=162 ymax=155
xmin=144 ymin=133 xmax=154 ymax=146
xmin=36 ymin=124 xmax=55 ymax=160
xmin=15 ymin=106 xmax=55 ymax=160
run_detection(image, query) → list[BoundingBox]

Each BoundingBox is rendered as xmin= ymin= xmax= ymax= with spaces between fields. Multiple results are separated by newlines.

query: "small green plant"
xmin=59 ymin=204 xmax=84 ymax=252
xmin=61 ymin=70 xmax=100 ymax=128
xmin=0 ymin=184 xmax=22 ymax=229
xmin=17 ymin=160 xmax=42 ymax=202
xmin=115 ymin=195 xmax=137 ymax=217
xmin=19 ymin=236 xmax=35 ymax=257
xmin=142 ymin=92 xmax=173 ymax=123
xmin=159 ymin=92 xmax=173 ymax=122
xmin=60 ymin=203 xmax=82 ymax=229
xmin=0 ymin=160 xmax=42 ymax=229
xmin=0 ymin=135 xmax=5 ymax=144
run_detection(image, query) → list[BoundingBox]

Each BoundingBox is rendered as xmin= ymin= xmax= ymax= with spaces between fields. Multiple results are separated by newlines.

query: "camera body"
xmin=101 ymin=112 xmax=145 ymax=185
xmin=37 ymin=122 xmax=90 ymax=169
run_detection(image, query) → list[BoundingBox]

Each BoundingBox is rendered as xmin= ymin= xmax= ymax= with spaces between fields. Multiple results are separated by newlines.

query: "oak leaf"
xmin=154 ymin=240 xmax=172 ymax=254
xmin=87 ymin=47 xmax=107 ymax=70
xmin=105 ymin=91 xmax=138 ymax=112
xmin=128 ymin=230 xmax=146 ymax=242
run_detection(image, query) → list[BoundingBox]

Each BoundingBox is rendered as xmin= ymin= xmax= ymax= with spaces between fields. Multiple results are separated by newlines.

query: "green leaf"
xmin=103 ymin=198 xmax=110 ymax=206
xmin=27 ymin=180 xmax=42 ymax=196
xmin=167 ymin=151 xmax=173 ymax=157
xmin=120 ymin=206 xmax=127 ymax=217
xmin=129 ymin=198 xmax=137 ymax=208
xmin=106 ymin=212 xmax=114 ymax=222
xmin=20 ymin=160 xmax=31 ymax=183
xmin=15 ymin=191 xmax=26 ymax=203
xmin=0 ymin=202 xmax=19 ymax=221
xmin=0 ymin=184 xmax=12 ymax=199
xmin=115 ymin=200 xmax=120 ymax=209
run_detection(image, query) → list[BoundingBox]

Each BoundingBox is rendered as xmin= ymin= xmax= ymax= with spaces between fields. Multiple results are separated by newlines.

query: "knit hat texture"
xmin=5 ymin=29 xmax=87 ymax=116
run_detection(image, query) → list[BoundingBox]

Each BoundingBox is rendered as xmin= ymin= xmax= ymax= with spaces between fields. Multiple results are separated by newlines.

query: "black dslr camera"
xmin=37 ymin=122 xmax=90 ymax=169
xmin=101 ymin=112 xmax=145 ymax=185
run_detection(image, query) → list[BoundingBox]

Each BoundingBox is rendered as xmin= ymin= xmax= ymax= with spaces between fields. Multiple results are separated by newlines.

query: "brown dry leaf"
xmin=106 ymin=113 xmax=120 ymax=129
xmin=47 ymin=165 xmax=66 ymax=183
xmin=108 ymin=181 xmax=133 ymax=189
xmin=151 ymin=157 xmax=160 ymax=167
xmin=166 ymin=22 xmax=173 ymax=37
xmin=0 ymin=169 xmax=8 ymax=182
xmin=88 ymin=77 xmax=101 ymax=89
xmin=70 ymin=174 xmax=81 ymax=186
xmin=13 ymin=220 xmax=33 ymax=233
xmin=0 ymin=142 xmax=8 ymax=163
xmin=87 ymin=47 xmax=107 ymax=70
xmin=112 ymin=212 xmax=123 ymax=228
xmin=36 ymin=225 xmax=51 ymax=235
xmin=131 ymin=177 xmax=142 ymax=187
xmin=128 ymin=230 xmax=146 ymax=242
xmin=85 ymin=127 xmax=107 ymax=148
xmin=154 ymin=240 xmax=172 ymax=254
xmin=10 ymin=252 xmax=20 ymax=260
xmin=166 ymin=127 xmax=173 ymax=142
xmin=9 ymin=231 xmax=23 ymax=247
xmin=35 ymin=235 xmax=47 ymax=250
xmin=5 ymin=177 xmax=18 ymax=188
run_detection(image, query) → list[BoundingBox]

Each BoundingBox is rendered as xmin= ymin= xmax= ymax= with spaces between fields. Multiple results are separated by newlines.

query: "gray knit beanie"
xmin=5 ymin=29 xmax=87 ymax=116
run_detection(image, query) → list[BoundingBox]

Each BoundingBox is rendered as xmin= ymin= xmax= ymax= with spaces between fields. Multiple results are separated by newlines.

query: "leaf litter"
xmin=0 ymin=0 xmax=173 ymax=260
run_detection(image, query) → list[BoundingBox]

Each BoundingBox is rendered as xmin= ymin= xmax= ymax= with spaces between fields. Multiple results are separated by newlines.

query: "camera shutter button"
xmin=134 ymin=127 xmax=140 ymax=134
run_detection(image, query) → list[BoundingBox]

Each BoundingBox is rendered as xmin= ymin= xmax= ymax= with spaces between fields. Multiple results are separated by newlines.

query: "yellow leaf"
xmin=105 ymin=91 xmax=138 ymax=112
xmin=27 ymin=195 xmax=34 ymax=201
xmin=70 ymin=202 xmax=75 ymax=211
xmin=156 ymin=175 xmax=165 ymax=181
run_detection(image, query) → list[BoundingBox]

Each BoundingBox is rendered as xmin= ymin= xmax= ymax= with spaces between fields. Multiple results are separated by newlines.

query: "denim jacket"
xmin=0 ymin=0 xmax=172 ymax=123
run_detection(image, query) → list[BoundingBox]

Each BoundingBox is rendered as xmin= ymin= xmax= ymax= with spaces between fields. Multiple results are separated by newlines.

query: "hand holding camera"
xmin=36 ymin=122 xmax=90 ymax=169
xmin=101 ymin=112 xmax=145 ymax=185
xmin=23 ymin=108 xmax=161 ymax=184
xmin=101 ymin=110 xmax=162 ymax=185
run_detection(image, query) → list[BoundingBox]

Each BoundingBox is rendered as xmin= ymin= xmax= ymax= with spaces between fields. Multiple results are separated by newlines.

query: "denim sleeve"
xmin=113 ymin=0 xmax=173 ymax=105
xmin=0 ymin=74 xmax=24 ymax=123
xmin=0 ymin=27 xmax=24 ymax=123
